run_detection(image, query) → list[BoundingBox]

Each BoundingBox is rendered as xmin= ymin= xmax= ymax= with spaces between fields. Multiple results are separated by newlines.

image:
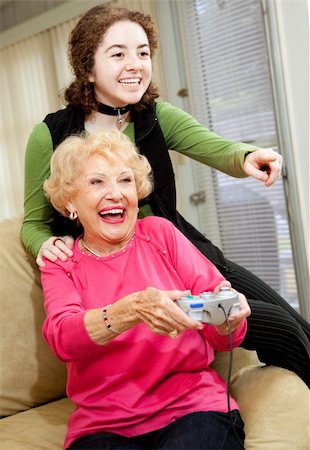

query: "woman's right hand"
xmin=36 ymin=235 xmax=74 ymax=267
xmin=131 ymin=287 xmax=203 ymax=337
xmin=85 ymin=288 xmax=203 ymax=346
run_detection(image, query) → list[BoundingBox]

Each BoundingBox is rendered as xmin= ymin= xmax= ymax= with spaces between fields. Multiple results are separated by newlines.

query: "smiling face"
xmin=89 ymin=20 xmax=152 ymax=107
xmin=67 ymin=154 xmax=139 ymax=254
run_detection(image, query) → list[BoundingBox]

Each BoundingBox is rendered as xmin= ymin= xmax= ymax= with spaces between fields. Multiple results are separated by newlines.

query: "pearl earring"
xmin=69 ymin=211 xmax=78 ymax=220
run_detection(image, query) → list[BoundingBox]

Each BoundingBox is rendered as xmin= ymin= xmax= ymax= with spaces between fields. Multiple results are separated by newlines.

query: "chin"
xmin=124 ymin=90 xmax=147 ymax=104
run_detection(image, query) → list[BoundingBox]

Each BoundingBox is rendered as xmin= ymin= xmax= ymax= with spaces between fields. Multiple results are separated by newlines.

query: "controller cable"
xmin=219 ymin=304 xmax=245 ymax=450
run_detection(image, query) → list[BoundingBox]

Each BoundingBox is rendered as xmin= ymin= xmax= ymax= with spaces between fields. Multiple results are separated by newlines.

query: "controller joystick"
xmin=176 ymin=287 xmax=239 ymax=326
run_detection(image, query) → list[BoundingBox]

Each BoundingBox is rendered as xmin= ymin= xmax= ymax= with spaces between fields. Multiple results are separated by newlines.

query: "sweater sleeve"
xmin=142 ymin=217 xmax=247 ymax=350
xmin=201 ymin=319 xmax=247 ymax=352
xmin=161 ymin=219 xmax=247 ymax=349
xmin=21 ymin=123 xmax=56 ymax=257
xmin=156 ymin=101 xmax=260 ymax=178
xmin=40 ymin=260 xmax=102 ymax=362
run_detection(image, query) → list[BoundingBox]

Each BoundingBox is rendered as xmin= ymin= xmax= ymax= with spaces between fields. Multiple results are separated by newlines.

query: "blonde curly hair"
xmin=44 ymin=130 xmax=153 ymax=216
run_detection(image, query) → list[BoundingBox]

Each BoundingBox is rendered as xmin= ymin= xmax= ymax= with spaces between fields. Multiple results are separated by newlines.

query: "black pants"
xmin=220 ymin=258 xmax=310 ymax=388
xmin=68 ymin=410 xmax=244 ymax=449
xmin=174 ymin=211 xmax=310 ymax=387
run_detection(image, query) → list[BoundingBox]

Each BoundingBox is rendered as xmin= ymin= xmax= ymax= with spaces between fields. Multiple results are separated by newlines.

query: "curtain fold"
xmin=1 ymin=31 xmax=61 ymax=220
xmin=49 ymin=18 xmax=77 ymax=93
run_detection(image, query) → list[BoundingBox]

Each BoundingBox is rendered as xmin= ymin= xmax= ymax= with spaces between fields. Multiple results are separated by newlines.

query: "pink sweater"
xmin=41 ymin=217 xmax=247 ymax=448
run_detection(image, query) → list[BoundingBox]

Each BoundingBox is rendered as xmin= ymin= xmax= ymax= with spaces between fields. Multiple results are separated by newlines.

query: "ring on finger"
xmin=225 ymin=325 xmax=234 ymax=333
xmin=169 ymin=329 xmax=178 ymax=339
xmin=53 ymin=237 xmax=64 ymax=245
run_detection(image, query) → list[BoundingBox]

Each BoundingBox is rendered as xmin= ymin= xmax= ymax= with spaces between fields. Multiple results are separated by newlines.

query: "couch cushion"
xmin=0 ymin=397 xmax=74 ymax=449
xmin=1 ymin=369 xmax=308 ymax=450
xmin=211 ymin=347 xmax=260 ymax=379
xmin=231 ymin=365 xmax=310 ymax=450
xmin=0 ymin=217 xmax=67 ymax=417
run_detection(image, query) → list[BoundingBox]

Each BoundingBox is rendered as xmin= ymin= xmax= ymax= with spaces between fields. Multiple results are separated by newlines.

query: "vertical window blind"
xmin=176 ymin=0 xmax=299 ymax=309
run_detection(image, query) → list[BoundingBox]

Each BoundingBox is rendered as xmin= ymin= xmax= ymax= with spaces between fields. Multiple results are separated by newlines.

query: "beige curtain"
xmin=1 ymin=30 xmax=65 ymax=220
xmin=49 ymin=19 xmax=78 ymax=92
xmin=1 ymin=0 xmax=164 ymax=221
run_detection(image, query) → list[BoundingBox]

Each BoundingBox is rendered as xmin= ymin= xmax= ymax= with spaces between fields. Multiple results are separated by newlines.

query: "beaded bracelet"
xmin=102 ymin=305 xmax=121 ymax=334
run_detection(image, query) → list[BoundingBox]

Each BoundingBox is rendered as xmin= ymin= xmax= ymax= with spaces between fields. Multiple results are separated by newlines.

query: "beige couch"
xmin=0 ymin=217 xmax=309 ymax=450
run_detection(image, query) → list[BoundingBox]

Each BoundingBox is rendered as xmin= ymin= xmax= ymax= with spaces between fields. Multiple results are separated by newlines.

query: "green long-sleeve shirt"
xmin=22 ymin=101 xmax=257 ymax=257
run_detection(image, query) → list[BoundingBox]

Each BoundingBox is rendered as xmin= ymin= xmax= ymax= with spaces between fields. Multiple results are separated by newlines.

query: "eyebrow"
xmin=85 ymin=170 xmax=133 ymax=177
xmin=105 ymin=43 xmax=150 ymax=53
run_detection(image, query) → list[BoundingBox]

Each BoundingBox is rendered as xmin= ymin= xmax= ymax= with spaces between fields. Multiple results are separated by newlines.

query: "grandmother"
xmin=41 ymin=130 xmax=250 ymax=450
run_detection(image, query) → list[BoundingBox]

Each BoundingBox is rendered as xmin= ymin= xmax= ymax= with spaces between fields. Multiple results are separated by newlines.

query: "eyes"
xmin=111 ymin=50 xmax=150 ymax=59
xmin=89 ymin=176 xmax=134 ymax=186
xmin=90 ymin=179 xmax=103 ymax=185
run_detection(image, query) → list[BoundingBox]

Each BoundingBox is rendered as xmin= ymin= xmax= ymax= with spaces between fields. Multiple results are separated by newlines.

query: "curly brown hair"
xmin=64 ymin=5 xmax=159 ymax=114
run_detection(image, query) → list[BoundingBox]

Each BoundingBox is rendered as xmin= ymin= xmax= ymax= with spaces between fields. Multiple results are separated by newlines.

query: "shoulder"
xmin=43 ymin=105 xmax=76 ymax=123
xmin=155 ymin=101 xmax=197 ymax=121
xmin=135 ymin=217 xmax=193 ymax=264
xmin=43 ymin=105 xmax=84 ymax=131
xmin=136 ymin=217 xmax=177 ymax=241
xmin=155 ymin=101 xmax=202 ymax=140
xmin=40 ymin=255 xmax=75 ymax=274
xmin=138 ymin=215 xmax=174 ymax=228
xmin=28 ymin=121 xmax=51 ymax=138
xmin=40 ymin=239 xmax=82 ymax=274
xmin=43 ymin=105 xmax=85 ymax=149
xmin=156 ymin=101 xmax=187 ymax=118
xmin=26 ymin=106 xmax=74 ymax=151
xmin=26 ymin=122 xmax=53 ymax=151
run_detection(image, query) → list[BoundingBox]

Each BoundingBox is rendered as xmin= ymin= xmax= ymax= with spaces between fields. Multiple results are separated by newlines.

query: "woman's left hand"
xmin=36 ymin=235 xmax=74 ymax=267
xmin=213 ymin=281 xmax=251 ymax=336
xmin=244 ymin=148 xmax=282 ymax=187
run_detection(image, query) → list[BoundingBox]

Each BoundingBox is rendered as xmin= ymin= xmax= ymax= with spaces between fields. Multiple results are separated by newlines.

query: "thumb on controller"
xmin=214 ymin=280 xmax=231 ymax=293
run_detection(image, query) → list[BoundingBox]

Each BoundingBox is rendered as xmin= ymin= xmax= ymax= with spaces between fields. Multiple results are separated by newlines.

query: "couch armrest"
xmin=211 ymin=347 xmax=260 ymax=379
xmin=0 ymin=217 xmax=67 ymax=417
xmin=231 ymin=365 xmax=309 ymax=449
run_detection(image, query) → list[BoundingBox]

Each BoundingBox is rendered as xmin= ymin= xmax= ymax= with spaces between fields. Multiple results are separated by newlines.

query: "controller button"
xmin=190 ymin=303 xmax=204 ymax=308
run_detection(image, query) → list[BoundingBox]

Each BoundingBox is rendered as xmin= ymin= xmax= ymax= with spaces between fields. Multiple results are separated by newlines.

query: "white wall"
xmin=274 ymin=0 xmax=309 ymax=261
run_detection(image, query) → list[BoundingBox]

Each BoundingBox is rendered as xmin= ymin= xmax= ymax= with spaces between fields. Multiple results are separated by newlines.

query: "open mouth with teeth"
xmin=119 ymin=78 xmax=141 ymax=86
xmin=99 ymin=208 xmax=126 ymax=223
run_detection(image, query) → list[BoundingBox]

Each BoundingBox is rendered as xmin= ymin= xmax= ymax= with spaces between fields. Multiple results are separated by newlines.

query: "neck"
xmin=97 ymin=102 xmax=131 ymax=125
xmin=81 ymin=233 xmax=135 ymax=258
xmin=81 ymin=239 xmax=105 ymax=258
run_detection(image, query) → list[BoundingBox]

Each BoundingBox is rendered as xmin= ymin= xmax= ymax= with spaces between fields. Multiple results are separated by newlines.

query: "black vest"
xmin=43 ymin=103 xmax=225 ymax=268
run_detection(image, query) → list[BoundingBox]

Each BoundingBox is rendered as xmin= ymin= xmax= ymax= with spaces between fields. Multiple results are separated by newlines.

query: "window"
xmin=176 ymin=0 xmax=299 ymax=309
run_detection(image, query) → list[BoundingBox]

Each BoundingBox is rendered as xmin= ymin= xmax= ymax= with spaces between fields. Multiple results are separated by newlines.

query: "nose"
xmin=105 ymin=181 xmax=123 ymax=201
xmin=125 ymin=53 xmax=142 ymax=71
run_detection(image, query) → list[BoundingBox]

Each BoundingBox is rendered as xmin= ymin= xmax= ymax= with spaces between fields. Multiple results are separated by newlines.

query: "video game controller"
xmin=176 ymin=287 xmax=240 ymax=326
